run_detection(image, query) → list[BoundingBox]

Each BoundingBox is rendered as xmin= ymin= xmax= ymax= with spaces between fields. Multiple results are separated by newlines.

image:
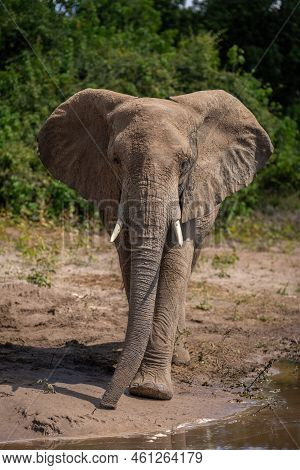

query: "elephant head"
xmin=38 ymin=88 xmax=273 ymax=408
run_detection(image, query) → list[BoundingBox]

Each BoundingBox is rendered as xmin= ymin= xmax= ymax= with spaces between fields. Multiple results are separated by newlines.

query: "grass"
xmin=217 ymin=270 xmax=231 ymax=278
xmin=212 ymin=251 xmax=239 ymax=269
xmin=0 ymin=209 xmax=299 ymax=273
xmin=210 ymin=250 xmax=239 ymax=279
xmin=220 ymin=211 xmax=300 ymax=250
xmin=37 ymin=379 xmax=56 ymax=394
xmin=195 ymin=301 xmax=213 ymax=311
xmin=26 ymin=270 xmax=52 ymax=288
xmin=277 ymin=283 xmax=289 ymax=296
xmin=0 ymin=213 xmax=109 ymax=288
xmin=239 ymin=360 xmax=274 ymax=399
xmin=16 ymin=232 xmax=50 ymax=260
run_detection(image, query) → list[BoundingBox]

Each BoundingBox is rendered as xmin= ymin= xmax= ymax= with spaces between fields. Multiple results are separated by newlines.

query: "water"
xmin=2 ymin=360 xmax=299 ymax=449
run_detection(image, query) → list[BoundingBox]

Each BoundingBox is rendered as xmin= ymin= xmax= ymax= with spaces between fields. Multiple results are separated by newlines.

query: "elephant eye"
xmin=113 ymin=156 xmax=121 ymax=165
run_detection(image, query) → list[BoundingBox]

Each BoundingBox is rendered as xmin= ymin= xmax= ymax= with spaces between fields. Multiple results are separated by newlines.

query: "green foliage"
xmin=223 ymin=211 xmax=300 ymax=252
xmin=26 ymin=270 xmax=51 ymax=288
xmin=226 ymin=45 xmax=245 ymax=72
xmin=195 ymin=301 xmax=213 ymax=311
xmin=174 ymin=32 xmax=221 ymax=93
xmin=0 ymin=0 xmax=299 ymax=222
xmin=198 ymin=0 xmax=300 ymax=115
xmin=212 ymin=251 xmax=239 ymax=269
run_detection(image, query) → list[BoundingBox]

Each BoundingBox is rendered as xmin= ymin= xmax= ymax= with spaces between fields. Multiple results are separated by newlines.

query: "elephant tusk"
xmin=173 ymin=220 xmax=183 ymax=247
xmin=110 ymin=219 xmax=123 ymax=243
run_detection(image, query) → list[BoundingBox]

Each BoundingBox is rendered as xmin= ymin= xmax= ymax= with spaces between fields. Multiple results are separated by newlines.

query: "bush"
xmin=0 ymin=1 xmax=299 ymax=222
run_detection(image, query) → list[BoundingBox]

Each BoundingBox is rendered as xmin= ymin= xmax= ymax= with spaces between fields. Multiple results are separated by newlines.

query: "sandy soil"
xmin=0 ymin=224 xmax=299 ymax=445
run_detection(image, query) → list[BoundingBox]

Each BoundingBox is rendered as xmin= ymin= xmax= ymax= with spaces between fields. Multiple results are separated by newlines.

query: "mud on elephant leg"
xmin=129 ymin=240 xmax=194 ymax=400
xmin=171 ymin=266 xmax=191 ymax=366
xmin=172 ymin=312 xmax=191 ymax=366
xmin=172 ymin=245 xmax=201 ymax=365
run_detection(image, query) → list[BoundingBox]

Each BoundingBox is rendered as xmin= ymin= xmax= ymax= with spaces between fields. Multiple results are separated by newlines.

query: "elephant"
xmin=37 ymin=88 xmax=273 ymax=409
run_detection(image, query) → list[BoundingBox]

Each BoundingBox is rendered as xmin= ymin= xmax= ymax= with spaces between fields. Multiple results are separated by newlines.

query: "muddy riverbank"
xmin=0 ymin=221 xmax=299 ymax=445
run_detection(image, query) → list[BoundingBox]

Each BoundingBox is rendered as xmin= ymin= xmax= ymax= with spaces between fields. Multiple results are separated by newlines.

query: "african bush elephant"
xmin=38 ymin=89 xmax=273 ymax=409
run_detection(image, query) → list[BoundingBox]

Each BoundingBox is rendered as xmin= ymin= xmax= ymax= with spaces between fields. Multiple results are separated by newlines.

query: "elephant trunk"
xmin=100 ymin=195 xmax=169 ymax=409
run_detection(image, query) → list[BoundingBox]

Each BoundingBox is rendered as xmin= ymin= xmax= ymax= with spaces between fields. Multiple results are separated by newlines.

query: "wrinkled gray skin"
xmin=38 ymin=89 xmax=273 ymax=409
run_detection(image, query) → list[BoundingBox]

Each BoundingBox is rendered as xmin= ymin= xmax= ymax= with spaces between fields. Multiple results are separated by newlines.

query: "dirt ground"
xmin=0 ymin=219 xmax=299 ymax=445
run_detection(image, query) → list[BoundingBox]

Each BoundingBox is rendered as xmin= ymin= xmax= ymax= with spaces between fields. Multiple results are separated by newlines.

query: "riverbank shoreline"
xmin=0 ymin=223 xmax=299 ymax=446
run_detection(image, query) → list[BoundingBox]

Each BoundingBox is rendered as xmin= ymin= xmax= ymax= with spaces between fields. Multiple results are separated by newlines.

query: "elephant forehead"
xmin=112 ymin=119 xmax=189 ymax=160
xmin=109 ymin=102 xmax=190 ymax=158
xmin=109 ymin=98 xmax=191 ymax=133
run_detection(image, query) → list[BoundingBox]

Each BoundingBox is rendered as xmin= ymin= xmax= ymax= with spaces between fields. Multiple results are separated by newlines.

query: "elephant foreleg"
xmin=172 ymin=245 xmax=201 ymax=365
xmin=129 ymin=240 xmax=194 ymax=399
xmin=172 ymin=303 xmax=190 ymax=366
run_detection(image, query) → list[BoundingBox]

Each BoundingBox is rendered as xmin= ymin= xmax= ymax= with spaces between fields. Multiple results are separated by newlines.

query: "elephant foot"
xmin=129 ymin=369 xmax=173 ymax=400
xmin=172 ymin=345 xmax=190 ymax=366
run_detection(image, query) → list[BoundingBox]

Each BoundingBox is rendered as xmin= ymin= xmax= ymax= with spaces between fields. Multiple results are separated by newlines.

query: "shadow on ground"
xmin=0 ymin=340 xmax=125 ymax=406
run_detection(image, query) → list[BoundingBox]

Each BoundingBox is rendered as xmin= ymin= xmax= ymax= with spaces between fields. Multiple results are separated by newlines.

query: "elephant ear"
xmin=38 ymin=88 xmax=136 ymax=203
xmin=170 ymin=90 xmax=274 ymax=223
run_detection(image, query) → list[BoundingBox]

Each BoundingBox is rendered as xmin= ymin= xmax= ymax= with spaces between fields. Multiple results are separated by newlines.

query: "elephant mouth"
xmin=110 ymin=216 xmax=183 ymax=247
xmin=110 ymin=199 xmax=184 ymax=247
